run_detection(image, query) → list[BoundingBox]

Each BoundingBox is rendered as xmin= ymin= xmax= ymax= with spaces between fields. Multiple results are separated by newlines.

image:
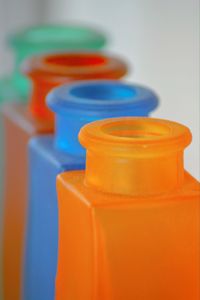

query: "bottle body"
xmin=23 ymin=79 xmax=159 ymax=300
xmin=56 ymin=170 xmax=200 ymax=300
xmin=23 ymin=135 xmax=85 ymax=300
xmin=1 ymin=104 xmax=53 ymax=300
xmin=1 ymin=61 xmax=129 ymax=300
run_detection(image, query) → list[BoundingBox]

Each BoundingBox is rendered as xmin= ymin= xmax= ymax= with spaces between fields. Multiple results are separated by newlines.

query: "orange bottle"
xmin=56 ymin=117 xmax=200 ymax=300
xmin=2 ymin=52 xmax=127 ymax=300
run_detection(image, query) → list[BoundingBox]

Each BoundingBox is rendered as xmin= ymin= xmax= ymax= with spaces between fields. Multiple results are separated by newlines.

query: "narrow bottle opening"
xmin=80 ymin=118 xmax=192 ymax=154
xmin=70 ymin=82 xmax=137 ymax=100
xmin=101 ymin=119 xmax=170 ymax=139
xmin=23 ymin=53 xmax=128 ymax=81
xmin=45 ymin=53 xmax=106 ymax=67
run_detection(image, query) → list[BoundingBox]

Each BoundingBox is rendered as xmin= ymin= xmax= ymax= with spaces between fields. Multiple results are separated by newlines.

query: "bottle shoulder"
xmin=2 ymin=103 xmax=53 ymax=134
xmin=29 ymin=135 xmax=85 ymax=172
xmin=57 ymin=170 xmax=200 ymax=208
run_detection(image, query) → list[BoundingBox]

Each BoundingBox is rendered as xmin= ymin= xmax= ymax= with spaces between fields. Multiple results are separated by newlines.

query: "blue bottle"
xmin=23 ymin=80 xmax=159 ymax=300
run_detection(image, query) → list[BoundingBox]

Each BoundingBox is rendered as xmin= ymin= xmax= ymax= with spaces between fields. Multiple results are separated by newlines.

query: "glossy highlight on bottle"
xmin=23 ymin=80 xmax=159 ymax=300
xmin=56 ymin=117 xmax=200 ymax=300
xmin=2 ymin=53 xmax=127 ymax=300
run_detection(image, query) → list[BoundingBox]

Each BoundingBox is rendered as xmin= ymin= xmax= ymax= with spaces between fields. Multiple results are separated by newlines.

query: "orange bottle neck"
xmin=79 ymin=117 xmax=192 ymax=197
xmin=85 ymin=149 xmax=185 ymax=196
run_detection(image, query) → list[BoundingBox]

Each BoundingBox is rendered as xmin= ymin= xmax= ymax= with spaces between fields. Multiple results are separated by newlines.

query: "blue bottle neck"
xmin=54 ymin=113 xmax=94 ymax=157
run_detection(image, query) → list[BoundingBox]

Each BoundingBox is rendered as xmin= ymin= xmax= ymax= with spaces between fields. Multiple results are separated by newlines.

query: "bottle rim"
xmin=47 ymin=80 xmax=158 ymax=115
xmin=22 ymin=52 xmax=128 ymax=79
xmin=8 ymin=24 xmax=107 ymax=49
xmin=79 ymin=117 xmax=192 ymax=156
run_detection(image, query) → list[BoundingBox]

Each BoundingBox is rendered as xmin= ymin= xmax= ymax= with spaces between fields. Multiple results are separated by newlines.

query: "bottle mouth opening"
xmin=79 ymin=117 xmax=192 ymax=155
xmin=44 ymin=53 xmax=107 ymax=67
xmin=102 ymin=120 xmax=170 ymax=139
xmin=69 ymin=81 xmax=137 ymax=100
xmin=23 ymin=52 xmax=127 ymax=79
xmin=9 ymin=24 xmax=106 ymax=48
xmin=47 ymin=80 xmax=158 ymax=115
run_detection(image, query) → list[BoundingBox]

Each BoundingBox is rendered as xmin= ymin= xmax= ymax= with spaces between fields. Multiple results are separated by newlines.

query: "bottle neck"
xmin=54 ymin=113 xmax=91 ymax=156
xmin=85 ymin=149 xmax=185 ymax=196
xmin=29 ymin=76 xmax=71 ymax=121
xmin=79 ymin=117 xmax=192 ymax=197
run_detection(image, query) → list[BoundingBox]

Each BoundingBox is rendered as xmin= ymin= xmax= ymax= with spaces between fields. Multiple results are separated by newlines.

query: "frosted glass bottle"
xmin=2 ymin=52 xmax=126 ymax=300
xmin=56 ymin=117 xmax=200 ymax=300
xmin=23 ymin=80 xmax=158 ymax=300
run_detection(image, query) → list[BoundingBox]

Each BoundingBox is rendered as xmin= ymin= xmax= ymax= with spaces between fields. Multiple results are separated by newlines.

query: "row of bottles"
xmin=0 ymin=24 xmax=199 ymax=300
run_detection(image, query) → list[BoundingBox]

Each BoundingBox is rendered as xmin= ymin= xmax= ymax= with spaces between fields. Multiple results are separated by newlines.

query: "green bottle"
xmin=0 ymin=24 xmax=106 ymax=102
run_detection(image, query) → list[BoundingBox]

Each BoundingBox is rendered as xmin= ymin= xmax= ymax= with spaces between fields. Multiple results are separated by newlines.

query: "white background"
xmin=0 ymin=0 xmax=199 ymax=179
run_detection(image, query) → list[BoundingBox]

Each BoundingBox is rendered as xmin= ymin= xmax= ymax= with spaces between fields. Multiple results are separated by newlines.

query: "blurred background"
xmin=0 ymin=0 xmax=199 ymax=179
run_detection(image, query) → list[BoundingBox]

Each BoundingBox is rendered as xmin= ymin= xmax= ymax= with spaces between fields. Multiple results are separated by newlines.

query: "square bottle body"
xmin=2 ymin=103 xmax=53 ymax=300
xmin=24 ymin=135 xmax=85 ymax=300
xmin=56 ymin=170 xmax=200 ymax=300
